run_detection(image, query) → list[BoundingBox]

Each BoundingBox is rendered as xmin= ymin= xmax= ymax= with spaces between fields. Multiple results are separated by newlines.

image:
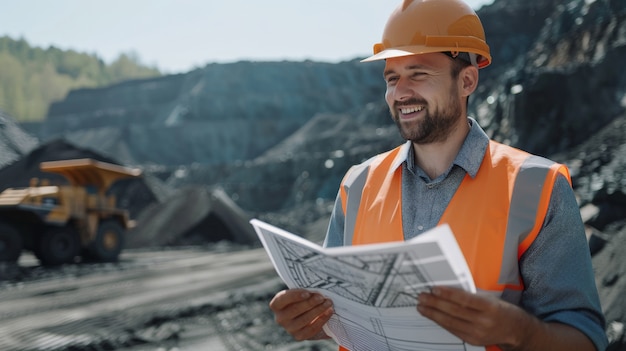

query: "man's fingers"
xmin=269 ymin=289 xmax=334 ymax=341
xmin=290 ymin=302 xmax=334 ymax=340
xmin=417 ymin=287 xmax=476 ymax=323
xmin=271 ymin=290 xmax=330 ymax=320
xmin=269 ymin=289 xmax=311 ymax=310
xmin=283 ymin=296 xmax=332 ymax=329
xmin=417 ymin=286 xmax=522 ymax=346
xmin=431 ymin=286 xmax=485 ymax=309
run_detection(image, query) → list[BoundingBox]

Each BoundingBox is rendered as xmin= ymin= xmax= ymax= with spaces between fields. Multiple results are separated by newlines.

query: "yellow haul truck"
xmin=0 ymin=158 xmax=141 ymax=266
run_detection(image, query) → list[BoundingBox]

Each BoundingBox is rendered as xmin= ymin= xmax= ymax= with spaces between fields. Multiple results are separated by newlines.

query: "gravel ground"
xmin=0 ymin=244 xmax=339 ymax=351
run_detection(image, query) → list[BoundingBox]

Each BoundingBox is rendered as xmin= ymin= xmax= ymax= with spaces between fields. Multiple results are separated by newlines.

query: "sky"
xmin=1 ymin=0 xmax=494 ymax=74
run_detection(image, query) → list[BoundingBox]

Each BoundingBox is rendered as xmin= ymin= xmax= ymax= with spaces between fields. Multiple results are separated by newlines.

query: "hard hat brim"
xmin=361 ymin=48 xmax=421 ymax=62
xmin=361 ymin=46 xmax=491 ymax=68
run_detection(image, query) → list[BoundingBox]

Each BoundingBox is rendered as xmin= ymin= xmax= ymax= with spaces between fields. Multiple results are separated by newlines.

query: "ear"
xmin=459 ymin=66 xmax=479 ymax=98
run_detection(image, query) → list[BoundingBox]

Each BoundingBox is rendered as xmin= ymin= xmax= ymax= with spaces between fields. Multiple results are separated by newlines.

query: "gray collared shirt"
xmin=401 ymin=117 xmax=488 ymax=241
xmin=324 ymin=118 xmax=608 ymax=350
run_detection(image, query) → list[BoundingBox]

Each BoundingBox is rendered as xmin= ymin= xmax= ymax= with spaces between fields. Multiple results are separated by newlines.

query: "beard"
xmin=391 ymin=87 xmax=463 ymax=144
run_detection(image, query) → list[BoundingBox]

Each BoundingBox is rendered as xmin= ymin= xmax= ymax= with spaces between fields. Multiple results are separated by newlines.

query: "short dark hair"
xmin=442 ymin=52 xmax=474 ymax=105
xmin=443 ymin=52 xmax=473 ymax=77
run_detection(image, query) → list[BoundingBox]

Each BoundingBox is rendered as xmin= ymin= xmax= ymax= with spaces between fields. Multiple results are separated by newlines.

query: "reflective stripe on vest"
xmin=336 ymin=140 xmax=570 ymax=351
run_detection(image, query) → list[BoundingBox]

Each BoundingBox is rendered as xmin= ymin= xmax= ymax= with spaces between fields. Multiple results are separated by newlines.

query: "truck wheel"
xmin=37 ymin=226 xmax=80 ymax=266
xmin=85 ymin=220 xmax=124 ymax=262
xmin=0 ymin=221 xmax=23 ymax=263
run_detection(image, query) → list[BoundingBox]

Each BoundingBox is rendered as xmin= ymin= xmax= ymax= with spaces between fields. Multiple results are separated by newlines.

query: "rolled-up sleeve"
xmin=520 ymin=175 xmax=608 ymax=351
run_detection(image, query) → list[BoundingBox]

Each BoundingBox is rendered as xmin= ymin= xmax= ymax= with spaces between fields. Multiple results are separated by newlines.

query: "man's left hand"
xmin=417 ymin=286 xmax=525 ymax=348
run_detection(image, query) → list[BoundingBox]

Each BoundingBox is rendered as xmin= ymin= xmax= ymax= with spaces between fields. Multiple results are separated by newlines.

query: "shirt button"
xmin=417 ymin=225 xmax=424 ymax=231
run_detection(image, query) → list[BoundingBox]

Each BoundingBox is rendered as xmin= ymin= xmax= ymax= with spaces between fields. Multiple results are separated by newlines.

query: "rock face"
xmin=474 ymin=0 xmax=626 ymax=158
xmin=6 ymin=0 xmax=626 ymax=348
xmin=42 ymin=60 xmax=384 ymax=166
xmin=0 ymin=110 xmax=38 ymax=169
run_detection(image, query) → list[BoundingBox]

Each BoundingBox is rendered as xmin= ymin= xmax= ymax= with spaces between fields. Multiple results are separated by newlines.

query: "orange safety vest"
xmin=337 ymin=140 xmax=570 ymax=351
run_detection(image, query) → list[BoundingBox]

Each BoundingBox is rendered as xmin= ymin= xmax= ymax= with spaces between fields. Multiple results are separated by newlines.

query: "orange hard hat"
xmin=362 ymin=0 xmax=492 ymax=68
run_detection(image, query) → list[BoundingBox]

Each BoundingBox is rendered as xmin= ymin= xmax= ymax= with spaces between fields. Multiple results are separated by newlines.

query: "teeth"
xmin=400 ymin=106 xmax=424 ymax=114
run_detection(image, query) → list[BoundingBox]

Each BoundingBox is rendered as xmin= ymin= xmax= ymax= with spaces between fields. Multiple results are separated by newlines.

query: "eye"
xmin=411 ymin=71 xmax=427 ymax=80
xmin=385 ymin=75 xmax=399 ymax=85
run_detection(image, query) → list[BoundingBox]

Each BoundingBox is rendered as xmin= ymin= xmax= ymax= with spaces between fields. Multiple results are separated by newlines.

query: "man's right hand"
xmin=269 ymin=289 xmax=334 ymax=341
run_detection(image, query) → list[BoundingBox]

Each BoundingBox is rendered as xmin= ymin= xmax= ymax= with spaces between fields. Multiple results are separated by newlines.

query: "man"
xmin=269 ymin=0 xmax=608 ymax=350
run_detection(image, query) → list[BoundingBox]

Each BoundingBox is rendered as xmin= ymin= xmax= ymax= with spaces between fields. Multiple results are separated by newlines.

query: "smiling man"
xmin=268 ymin=0 xmax=608 ymax=350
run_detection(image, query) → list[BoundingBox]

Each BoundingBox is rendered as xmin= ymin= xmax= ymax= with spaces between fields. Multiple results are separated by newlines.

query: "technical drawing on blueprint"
xmin=251 ymin=219 xmax=485 ymax=351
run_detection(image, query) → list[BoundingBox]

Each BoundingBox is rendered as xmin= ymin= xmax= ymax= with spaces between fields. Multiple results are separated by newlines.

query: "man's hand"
xmin=417 ymin=286 xmax=525 ymax=347
xmin=416 ymin=286 xmax=596 ymax=351
xmin=269 ymin=289 xmax=334 ymax=341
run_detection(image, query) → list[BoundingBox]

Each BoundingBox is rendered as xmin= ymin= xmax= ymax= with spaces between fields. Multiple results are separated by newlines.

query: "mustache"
xmin=393 ymin=98 xmax=428 ymax=109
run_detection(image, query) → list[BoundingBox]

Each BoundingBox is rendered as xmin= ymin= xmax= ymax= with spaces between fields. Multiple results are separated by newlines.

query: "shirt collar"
xmin=397 ymin=117 xmax=489 ymax=179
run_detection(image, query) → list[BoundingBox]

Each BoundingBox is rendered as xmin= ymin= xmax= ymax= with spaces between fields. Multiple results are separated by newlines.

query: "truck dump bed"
xmin=40 ymin=159 xmax=141 ymax=193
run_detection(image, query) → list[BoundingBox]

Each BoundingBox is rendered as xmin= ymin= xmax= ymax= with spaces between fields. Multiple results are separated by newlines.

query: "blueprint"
xmin=251 ymin=219 xmax=485 ymax=351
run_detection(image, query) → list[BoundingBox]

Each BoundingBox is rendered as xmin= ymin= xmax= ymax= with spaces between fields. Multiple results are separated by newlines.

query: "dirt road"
xmin=0 ymin=246 xmax=336 ymax=351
